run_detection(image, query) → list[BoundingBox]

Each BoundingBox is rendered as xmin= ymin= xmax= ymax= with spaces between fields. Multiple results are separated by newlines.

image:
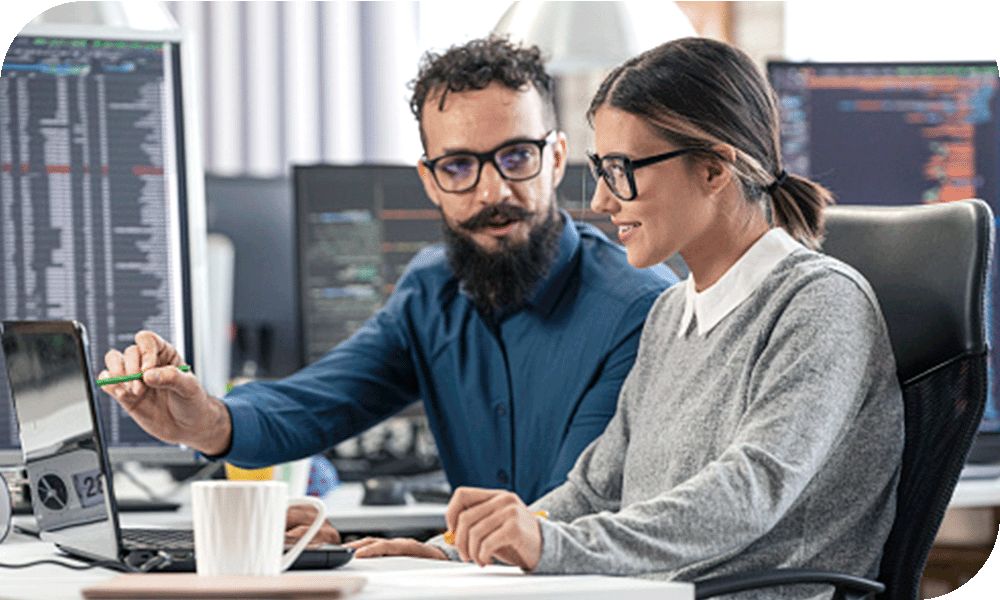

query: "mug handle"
xmin=280 ymin=496 xmax=327 ymax=571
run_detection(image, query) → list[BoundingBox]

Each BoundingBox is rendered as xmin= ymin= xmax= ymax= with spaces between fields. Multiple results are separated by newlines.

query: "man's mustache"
xmin=459 ymin=203 xmax=535 ymax=231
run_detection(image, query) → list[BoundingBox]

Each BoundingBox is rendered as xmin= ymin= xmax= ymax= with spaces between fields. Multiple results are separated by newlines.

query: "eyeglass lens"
xmin=589 ymin=157 xmax=632 ymax=200
xmin=434 ymin=142 xmax=544 ymax=192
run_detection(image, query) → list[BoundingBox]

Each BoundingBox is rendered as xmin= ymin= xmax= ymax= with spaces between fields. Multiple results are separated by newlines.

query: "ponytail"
xmin=768 ymin=172 xmax=835 ymax=250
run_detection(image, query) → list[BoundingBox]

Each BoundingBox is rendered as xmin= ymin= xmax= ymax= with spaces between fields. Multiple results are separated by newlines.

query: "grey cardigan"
xmin=428 ymin=251 xmax=903 ymax=600
xmin=528 ymin=250 xmax=904 ymax=598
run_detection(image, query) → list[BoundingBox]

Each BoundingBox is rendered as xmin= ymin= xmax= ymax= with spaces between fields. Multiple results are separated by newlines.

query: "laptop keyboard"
xmin=121 ymin=528 xmax=193 ymax=550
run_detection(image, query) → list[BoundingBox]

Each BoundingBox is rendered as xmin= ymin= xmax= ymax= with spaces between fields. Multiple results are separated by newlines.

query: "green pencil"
xmin=96 ymin=364 xmax=191 ymax=386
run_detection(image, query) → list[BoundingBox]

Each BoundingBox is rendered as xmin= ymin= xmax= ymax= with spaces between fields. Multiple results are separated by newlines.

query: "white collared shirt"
xmin=678 ymin=228 xmax=803 ymax=338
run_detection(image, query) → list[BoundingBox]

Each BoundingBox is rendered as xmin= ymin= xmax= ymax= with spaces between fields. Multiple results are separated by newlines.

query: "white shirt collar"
xmin=678 ymin=228 xmax=803 ymax=338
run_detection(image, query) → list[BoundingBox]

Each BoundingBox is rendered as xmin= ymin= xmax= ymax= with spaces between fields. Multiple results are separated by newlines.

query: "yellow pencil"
xmin=443 ymin=510 xmax=549 ymax=545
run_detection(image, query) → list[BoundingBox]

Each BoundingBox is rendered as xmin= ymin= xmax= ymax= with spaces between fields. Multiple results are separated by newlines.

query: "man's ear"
xmin=701 ymin=144 xmax=737 ymax=196
xmin=550 ymin=131 xmax=569 ymax=190
xmin=417 ymin=160 xmax=441 ymax=208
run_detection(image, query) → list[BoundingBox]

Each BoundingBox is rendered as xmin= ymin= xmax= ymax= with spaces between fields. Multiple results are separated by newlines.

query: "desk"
xmin=948 ymin=476 xmax=1000 ymax=509
xmin=324 ymin=483 xmax=446 ymax=533
xmin=923 ymin=477 xmax=1000 ymax=595
xmin=0 ymin=529 xmax=692 ymax=600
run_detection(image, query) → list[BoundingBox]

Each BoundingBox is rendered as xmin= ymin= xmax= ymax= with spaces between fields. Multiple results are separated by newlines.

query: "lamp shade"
xmin=31 ymin=1 xmax=178 ymax=30
xmin=493 ymin=1 xmax=695 ymax=74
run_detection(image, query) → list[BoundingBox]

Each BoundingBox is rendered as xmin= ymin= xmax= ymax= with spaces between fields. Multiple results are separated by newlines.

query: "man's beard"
xmin=443 ymin=202 xmax=563 ymax=315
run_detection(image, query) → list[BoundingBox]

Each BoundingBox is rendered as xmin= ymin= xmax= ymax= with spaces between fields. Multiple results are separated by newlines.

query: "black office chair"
xmin=695 ymin=199 xmax=995 ymax=600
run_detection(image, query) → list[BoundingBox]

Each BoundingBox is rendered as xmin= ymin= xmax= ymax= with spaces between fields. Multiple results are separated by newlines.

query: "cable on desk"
xmin=0 ymin=558 xmax=133 ymax=572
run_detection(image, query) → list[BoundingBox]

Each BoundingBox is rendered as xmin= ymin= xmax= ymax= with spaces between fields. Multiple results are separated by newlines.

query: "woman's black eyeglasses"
xmin=587 ymin=148 xmax=697 ymax=201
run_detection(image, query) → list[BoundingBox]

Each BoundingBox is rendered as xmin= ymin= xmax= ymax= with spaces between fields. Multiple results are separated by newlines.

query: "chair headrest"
xmin=821 ymin=200 xmax=993 ymax=384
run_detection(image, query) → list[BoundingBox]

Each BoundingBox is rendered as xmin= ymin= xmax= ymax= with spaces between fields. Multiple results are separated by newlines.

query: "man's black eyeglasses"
xmin=423 ymin=130 xmax=558 ymax=194
xmin=587 ymin=148 xmax=697 ymax=201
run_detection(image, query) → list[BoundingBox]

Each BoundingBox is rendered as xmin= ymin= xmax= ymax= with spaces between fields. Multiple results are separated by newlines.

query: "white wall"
xmin=785 ymin=1 xmax=1000 ymax=62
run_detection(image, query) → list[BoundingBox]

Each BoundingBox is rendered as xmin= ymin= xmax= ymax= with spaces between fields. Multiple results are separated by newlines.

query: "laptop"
xmin=0 ymin=320 xmax=352 ymax=572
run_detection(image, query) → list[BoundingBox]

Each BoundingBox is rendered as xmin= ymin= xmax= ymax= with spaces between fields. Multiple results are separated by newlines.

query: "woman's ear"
xmin=700 ymin=144 xmax=736 ymax=196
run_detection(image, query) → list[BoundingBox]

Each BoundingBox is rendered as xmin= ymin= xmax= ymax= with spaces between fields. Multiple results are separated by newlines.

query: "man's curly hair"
xmin=409 ymin=36 xmax=557 ymax=148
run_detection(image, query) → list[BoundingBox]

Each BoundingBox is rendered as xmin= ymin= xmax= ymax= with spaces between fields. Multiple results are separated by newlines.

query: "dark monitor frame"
xmin=204 ymin=174 xmax=299 ymax=378
xmin=0 ymin=23 xmax=211 ymax=465
xmin=767 ymin=59 xmax=1000 ymax=462
xmin=293 ymin=164 xmax=424 ymax=369
xmin=768 ymin=60 xmax=999 ymax=71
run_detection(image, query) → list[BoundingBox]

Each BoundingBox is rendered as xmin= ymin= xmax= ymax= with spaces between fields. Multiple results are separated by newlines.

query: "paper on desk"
xmin=346 ymin=558 xmax=693 ymax=600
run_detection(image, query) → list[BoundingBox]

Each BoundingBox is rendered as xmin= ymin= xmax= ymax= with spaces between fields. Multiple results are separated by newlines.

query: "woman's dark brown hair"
xmin=588 ymin=37 xmax=834 ymax=249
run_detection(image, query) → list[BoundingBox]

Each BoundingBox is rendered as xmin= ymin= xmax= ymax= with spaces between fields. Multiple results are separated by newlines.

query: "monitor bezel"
xmin=1 ymin=23 xmax=211 ymax=465
xmin=766 ymin=59 xmax=1000 ymax=460
xmin=768 ymin=60 xmax=999 ymax=70
xmin=292 ymin=163 xmax=422 ymax=369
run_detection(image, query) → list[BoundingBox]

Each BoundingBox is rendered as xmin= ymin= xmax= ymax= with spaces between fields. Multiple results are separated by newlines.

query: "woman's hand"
xmin=446 ymin=487 xmax=543 ymax=570
xmin=345 ymin=537 xmax=448 ymax=560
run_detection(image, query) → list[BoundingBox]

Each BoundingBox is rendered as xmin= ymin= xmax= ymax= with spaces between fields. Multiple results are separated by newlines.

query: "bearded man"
xmin=100 ymin=38 xmax=675 ymax=544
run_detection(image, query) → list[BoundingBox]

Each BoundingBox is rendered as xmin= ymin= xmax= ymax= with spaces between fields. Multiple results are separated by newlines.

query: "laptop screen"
xmin=1 ymin=321 xmax=120 ymax=561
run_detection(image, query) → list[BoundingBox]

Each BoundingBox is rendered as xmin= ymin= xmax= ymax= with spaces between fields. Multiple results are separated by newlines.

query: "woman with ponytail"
xmin=370 ymin=38 xmax=904 ymax=598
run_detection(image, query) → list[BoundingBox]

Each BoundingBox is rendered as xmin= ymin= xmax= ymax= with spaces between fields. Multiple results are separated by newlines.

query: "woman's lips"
xmin=617 ymin=222 xmax=640 ymax=244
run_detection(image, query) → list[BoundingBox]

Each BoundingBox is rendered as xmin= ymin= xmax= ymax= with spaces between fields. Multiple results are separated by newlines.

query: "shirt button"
xmin=497 ymin=469 xmax=509 ymax=484
xmin=496 ymin=405 xmax=507 ymax=417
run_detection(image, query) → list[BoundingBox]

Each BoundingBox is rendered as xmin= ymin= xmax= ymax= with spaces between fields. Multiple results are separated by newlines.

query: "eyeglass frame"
xmin=421 ymin=130 xmax=559 ymax=194
xmin=587 ymin=148 xmax=699 ymax=201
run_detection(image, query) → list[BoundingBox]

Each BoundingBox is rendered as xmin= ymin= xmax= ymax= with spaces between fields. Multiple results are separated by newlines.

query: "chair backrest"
xmin=821 ymin=199 xmax=994 ymax=600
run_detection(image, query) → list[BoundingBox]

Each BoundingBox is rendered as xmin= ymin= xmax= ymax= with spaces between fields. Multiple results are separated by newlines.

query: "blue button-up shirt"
xmin=222 ymin=212 xmax=675 ymax=503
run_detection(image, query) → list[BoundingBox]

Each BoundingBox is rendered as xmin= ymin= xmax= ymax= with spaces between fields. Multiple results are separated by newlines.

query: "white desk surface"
xmin=949 ymin=476 xmax=1000 ymax=509
xmin=2 ymin=483 xmax=691 ymax=598
xmin=323 ymin=482 xmax=447 ymax=532
xmin=0 ymin=531 xmax=692 ymax=600
xmin=10 ymin=473 xmax=995 ymax=598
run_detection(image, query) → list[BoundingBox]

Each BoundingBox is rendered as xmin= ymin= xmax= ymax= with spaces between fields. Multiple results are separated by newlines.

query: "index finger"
xmin=135 ymin=330 xmax=179 ymax=371
xmin=445 ymin=487 xmax=502 ymax=532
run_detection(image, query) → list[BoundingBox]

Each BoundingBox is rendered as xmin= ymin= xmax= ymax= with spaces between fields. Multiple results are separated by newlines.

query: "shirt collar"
xmin=678 ymin=228 xmax=802 ymax=338
xmin=525 ymin=209 xmax=580 ymax=317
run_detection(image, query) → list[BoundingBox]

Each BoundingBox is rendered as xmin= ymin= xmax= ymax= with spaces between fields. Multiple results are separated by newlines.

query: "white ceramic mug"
xmin=273 ymin=457 xmax=312 ymax=497
xmin=191 ymin=481 xmax=326 ymax=576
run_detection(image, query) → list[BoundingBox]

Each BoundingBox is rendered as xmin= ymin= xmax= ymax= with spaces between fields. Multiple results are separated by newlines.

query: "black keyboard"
xmin=121 ymin=528 xmax=193 ymax=550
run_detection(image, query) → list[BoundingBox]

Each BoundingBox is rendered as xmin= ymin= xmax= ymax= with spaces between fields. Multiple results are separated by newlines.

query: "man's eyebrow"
xmin=438 ymin=145 xmax=475 ymax=155
xmin=437 ymin=135 xmax=540 ymax=155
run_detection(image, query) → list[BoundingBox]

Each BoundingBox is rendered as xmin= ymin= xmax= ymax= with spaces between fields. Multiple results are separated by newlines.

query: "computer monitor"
xmin=768 ymin=60 xmax=1000 ymax=460
xmin=204 ymin=175 xmax=299 ymax=378
xmin=0 ymin=24 xmax=210 ymax=465
xmin=292 ymin=163 xmax=611 ymax=365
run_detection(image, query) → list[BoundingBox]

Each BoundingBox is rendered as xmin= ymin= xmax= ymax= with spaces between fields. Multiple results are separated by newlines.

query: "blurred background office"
xmin=2 ymin=1 xmax=999 ymax=595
